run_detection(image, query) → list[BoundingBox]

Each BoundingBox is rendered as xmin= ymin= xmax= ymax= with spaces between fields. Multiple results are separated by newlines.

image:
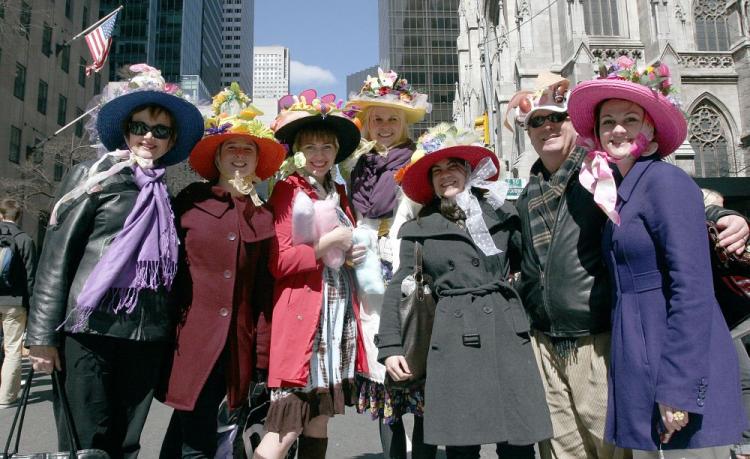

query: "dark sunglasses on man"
xmin=526 ymin=111 xmax=568 ymax=129
xmin=128 ymin=121 xmax=174 ymax=139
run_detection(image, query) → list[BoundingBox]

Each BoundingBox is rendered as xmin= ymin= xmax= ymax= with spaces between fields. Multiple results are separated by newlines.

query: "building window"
xmin=61 ymin=45 xmax=70 ymax=73
xmin=37 ymin=80 xmax=48 ymax=114
xmin=0 ymin=3 xmax=4 ymax=19
xmin=42 ymin=24 xmax=52 ymax=56
xmin=19 ymin=2 xmax=31 ymax=38
xmin=82 ymin=5 xmax=88 ymax=29
xmin=13 ymin=63 xmax=26 ymax=100
xmin=583 ymin=0 xmax=620 ymax=36
xmin=9 ymin=126 xmax=21 ymax=164
xmin=54 ymin=154 xmax=64 ymax=181
xmin=689 ymin=103 xmax=735 ymax=176
xmin=79 ymin=58 xmax=86 ymax=86
xmin=65 ymin=0 xmax=73 ymax=19
xmin=94 ymin=72 xmax=101 ymax=94
xmin=75 ymin=107 xmax=84 ymax=137
xmin=57 ymin=94 xmax=68 ymax=126
xmin=694 ymin=0 xmax=730 ymax=50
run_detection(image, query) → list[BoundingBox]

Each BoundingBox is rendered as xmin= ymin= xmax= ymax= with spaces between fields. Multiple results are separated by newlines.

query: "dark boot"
xmin=297 ymin=435 xmax=328 ymax=459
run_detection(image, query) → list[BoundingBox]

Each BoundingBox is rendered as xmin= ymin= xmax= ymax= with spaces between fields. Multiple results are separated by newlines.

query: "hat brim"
xmin=401 ymin=146 xmax=500 ymax=205
xmin=189 ymin=133 xmax=286 ymax=181
xmin=96 ymin=90 xmax=204 ymax=166
xmin=274 ymin=114 xmax=361 ymax=164
xmin=568 ymin=79 xmax=687 ymax=156
xmin=351 ymin=100 xmax=427 ymax=125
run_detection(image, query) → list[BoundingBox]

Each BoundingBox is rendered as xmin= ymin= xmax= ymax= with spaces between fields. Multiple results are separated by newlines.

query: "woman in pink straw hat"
xmin=344 ymin=68 xmax=434 ymax=459
xmin=567 ymin=57 xmax=747 ymax=457
xmin=159 ymin=83 xmax=285 ymax=458
xmin=253 ymin=90 xmax=368 ymax=459
xmin=378 ymin=123 xmax=552 ymax=458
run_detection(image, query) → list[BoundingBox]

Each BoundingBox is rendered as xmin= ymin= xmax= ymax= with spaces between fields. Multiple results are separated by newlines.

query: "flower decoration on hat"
xmin=596 ymin=56 xmax=680 ymax=108
xmin=504 ymin=72 xmax=570 ymax=131
xmin=346 ymin=68 xmax=431 ymax=124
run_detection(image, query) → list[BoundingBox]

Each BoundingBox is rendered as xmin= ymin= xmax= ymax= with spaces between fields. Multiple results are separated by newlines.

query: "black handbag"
xmin=1 ymin=369 xmax=109 ymax=459
xmin=386 ymin=240 xmax=436 ymax=387
xmin=707 ymin=221 xmax=750 ymax=331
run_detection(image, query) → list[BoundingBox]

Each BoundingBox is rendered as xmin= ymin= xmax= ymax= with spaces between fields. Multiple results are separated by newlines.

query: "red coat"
xmin=267 ymin=173 xmax=368 ymax=387
xmin=163 ymin=182 xmax=274 ymax=411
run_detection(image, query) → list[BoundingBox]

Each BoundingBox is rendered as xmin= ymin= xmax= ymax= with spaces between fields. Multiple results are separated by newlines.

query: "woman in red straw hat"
xmin=378 ymin=123 xmax=552 ymax=458
xmin=567 ymin=58 xmax=747 ymax=457
xmin=159 ymin=83 xmax=285 ymax=457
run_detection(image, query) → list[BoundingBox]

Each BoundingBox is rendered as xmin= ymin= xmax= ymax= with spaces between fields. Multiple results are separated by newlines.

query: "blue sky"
xmin=254 ymin=1 xmax=379 ymax=101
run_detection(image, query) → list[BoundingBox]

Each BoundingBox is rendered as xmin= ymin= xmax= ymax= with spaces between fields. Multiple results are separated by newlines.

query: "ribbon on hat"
xmin=455 ymin=157 xmax=510 ymax=256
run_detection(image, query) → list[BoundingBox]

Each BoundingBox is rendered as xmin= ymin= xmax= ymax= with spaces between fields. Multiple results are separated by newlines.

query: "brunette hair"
xmin=121 ymin=104 xmax=178 ymax=144
xmin=293 ymin=125 xmax=339 ymax=192
xmin=0 ymin=198 xmax=21 ymax=222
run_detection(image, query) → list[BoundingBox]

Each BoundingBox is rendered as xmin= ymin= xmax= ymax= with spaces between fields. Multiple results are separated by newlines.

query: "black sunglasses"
xmin=526 ymin=111 xmax=568 ymax=129
xmin=128 ymin=121 xmax=173 ymax=139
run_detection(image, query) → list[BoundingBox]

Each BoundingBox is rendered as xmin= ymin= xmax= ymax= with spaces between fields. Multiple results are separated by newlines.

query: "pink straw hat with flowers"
xmin=567 ymin=56 xmax=687 ymax=156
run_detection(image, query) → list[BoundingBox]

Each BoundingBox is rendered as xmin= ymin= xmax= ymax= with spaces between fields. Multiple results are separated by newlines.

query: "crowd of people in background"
xmin=0 ymin=59 xmax=746 ymax=459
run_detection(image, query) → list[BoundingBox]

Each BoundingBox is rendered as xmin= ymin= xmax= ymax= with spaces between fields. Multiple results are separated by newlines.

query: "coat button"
xmin=296 ymin=314 xmax=303 ymax=320
xmin=697 ymin=398 xmax=705 ymax=407
xmin=471 ymin=258 xmax=480 ymax=267
xmin=453 ymin=309 xmax=463 ymax=318
xmin=223 ymin=270 xmax=232 ymax=279
xmin=219 ymin=307 xmax=229 ymax=317
xmin=483 ymin=305 xmax=493 ymax=314
xmin=228 ymin=232 xmax=237 ymax=241
xmin=305 ymin=286 xmax=311 ymax=292
xmin=448 ymin=261 xmax=455 ymax=271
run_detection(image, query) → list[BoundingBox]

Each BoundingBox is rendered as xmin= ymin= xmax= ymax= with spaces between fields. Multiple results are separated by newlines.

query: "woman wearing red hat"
xmin=158 ymin=84 xmax=285 ymax=457
xmin=377 ymin=123 xmax=552 ymax=458
xmin=567 ymin=58 xmax=747 ymax=456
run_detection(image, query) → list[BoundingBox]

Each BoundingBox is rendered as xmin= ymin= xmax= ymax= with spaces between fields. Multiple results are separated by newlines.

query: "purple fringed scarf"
xmin=71 ymin=165 xmax=178 ymax=331
xmin=350 ymin=142 xmax=414 ymax=219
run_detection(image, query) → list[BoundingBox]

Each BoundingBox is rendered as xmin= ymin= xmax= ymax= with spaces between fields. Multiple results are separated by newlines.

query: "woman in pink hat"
xmin=567 ymin=58 xmax=747 ymax=457
xmin=378 ymin=123 xmax=552 ymax=458
xmin=253 ymin=91 xmax=369 ymax=459
xmin=344 ymin=69 xmax=434 ymax=459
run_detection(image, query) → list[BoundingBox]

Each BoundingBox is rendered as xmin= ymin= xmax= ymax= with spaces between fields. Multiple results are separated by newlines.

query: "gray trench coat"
xmin=377 ymin=198 xmax=552 ymax=447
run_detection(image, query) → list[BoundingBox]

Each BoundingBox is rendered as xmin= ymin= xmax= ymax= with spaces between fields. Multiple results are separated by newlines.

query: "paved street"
xmin=0 ymin=360 xmax=500 ymax=458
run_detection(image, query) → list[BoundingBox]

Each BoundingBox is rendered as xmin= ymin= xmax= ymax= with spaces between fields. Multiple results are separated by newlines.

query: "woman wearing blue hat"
xmin=25 ymin=64 xmax=204 ymax=458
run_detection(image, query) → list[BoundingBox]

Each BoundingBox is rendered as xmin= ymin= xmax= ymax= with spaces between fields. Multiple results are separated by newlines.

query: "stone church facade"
xmin=454 ymin=0 xmax=750 ymax=181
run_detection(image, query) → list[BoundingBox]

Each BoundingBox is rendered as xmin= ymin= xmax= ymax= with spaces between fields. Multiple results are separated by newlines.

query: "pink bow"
xmin=579 ymin=146 xmax=621 ymax=226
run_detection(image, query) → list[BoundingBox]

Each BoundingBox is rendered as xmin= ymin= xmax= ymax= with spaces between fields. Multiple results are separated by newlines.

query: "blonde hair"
xmin=361 ymin=107 xmax=410 ymax=146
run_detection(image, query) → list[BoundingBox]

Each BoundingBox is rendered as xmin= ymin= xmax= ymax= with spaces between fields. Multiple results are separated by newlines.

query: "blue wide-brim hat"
xmin=96 ymin=90 xmax=204 ymax=167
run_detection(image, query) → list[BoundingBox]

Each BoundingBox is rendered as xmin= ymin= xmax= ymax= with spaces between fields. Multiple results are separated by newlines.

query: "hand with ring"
xmin=658 ymin=403 xmax=689 ymax=441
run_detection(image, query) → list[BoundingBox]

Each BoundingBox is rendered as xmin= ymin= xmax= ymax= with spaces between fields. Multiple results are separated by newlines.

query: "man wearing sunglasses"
xmin=507 ymin=72 xmax=749 ymax=459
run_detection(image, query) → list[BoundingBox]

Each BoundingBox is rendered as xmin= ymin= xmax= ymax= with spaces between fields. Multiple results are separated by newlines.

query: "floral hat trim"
xmin=504 ymin=72 xmax=571 ymax=132
xmin=273 ymin=89 xmax=357 ymax=123
xmin=202 ymin=82 xmax=272 ymax=140
xmin=210 ymin=81 xmax=264 ymax=119
xmin=596 ymin=56 xmax=681 ymax=108
xmin=395 ymin=123 xmax=483 ymax=183
xmin=347 ymin=68 xmax=431 ymax=114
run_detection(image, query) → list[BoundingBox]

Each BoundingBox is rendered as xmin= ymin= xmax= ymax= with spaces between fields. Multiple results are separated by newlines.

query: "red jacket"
xmin=163 ymin=182 xmax=274 ymax=410
xmin=267 ymin=173 xmax=368 ymax=387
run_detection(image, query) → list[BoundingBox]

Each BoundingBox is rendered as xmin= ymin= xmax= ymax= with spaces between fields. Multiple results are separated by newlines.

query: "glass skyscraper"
xmin=379 ymin=0 xmax=460 ymax=134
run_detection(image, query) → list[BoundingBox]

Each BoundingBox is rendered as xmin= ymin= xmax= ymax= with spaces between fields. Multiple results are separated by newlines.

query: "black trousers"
xmin=159 ymin=355 xmax=227 ymax=458
xmin=57 ymin=333 xmax=168 ymax=459
xmin=445 ymin=443 xmax=535 ymax=459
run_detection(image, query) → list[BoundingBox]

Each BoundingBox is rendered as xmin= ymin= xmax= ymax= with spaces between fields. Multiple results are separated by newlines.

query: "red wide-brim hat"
xmin=401 ymin=145 xmax=500 ymax=205
xmin=189 ymin=132 xmax=286 ymax=181
xmin=567 ymin=79 xmax=687 ymax=156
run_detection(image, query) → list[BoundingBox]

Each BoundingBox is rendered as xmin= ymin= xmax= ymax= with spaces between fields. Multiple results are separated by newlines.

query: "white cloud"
xmin=290 ymin=60 xmax=337 ymax=87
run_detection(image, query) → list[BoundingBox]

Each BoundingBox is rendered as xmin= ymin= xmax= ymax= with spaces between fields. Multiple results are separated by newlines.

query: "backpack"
xmin=0 ymin=227 xmax=19 ymax=295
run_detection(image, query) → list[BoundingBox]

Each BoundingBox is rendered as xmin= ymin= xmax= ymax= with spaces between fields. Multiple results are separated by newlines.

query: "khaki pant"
xmin=633 ymin=446 xmax=732 ymax=458
xmin=532 ymin=330 xmax=630 ymax=459
xmin=0 ymin=305 xmax=26 ymax=404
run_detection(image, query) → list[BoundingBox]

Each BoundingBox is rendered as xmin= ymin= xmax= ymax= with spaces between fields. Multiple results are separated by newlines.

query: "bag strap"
xmin=413 ymin=241 xmax=426 ymax=301
xmin=53 ymin=370 xmax=82 ymax=455
xmin=3 ymin=367 xmax=34 ymax=455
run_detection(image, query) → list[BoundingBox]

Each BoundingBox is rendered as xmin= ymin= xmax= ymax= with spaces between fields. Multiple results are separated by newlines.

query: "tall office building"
xmin=379 ymin=0 xmax=460 ymax=134
xmin=221 ymin=0 xmax=254 ymax=91
xmin=0 ymin=0 xmax=108 ymax=242
xmin=181 ymin=0 xmax=222 ymax=101
xmin=253 ymin=46 xmax=290 ymax=125
xmin=347 ymin=65 xmax=379 ymax=98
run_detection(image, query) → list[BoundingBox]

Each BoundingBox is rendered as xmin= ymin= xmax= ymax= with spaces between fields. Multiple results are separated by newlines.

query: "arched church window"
xmin=583 ymin=0 xmax=620 ymax=35
xmin=694 ymin=0 xmax=731 ymax=50
xmin=689 ymin=104 xmax=734 ymax=176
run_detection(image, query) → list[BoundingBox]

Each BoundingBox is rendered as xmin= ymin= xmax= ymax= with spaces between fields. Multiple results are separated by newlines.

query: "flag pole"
xmin=56 ymin=5 xmax=123 ymax=54
xmin=32 ymin=105 xmax=101 ymax=150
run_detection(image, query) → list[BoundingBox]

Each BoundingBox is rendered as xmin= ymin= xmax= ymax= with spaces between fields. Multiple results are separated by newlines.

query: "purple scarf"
xmin=350 ymin=142 xmax=414 ymax=219
xmin=71 ymin=165 xmax=178 ymax=331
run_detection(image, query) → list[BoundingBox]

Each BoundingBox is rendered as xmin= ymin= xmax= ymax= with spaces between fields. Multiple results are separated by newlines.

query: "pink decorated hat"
xmin=567 ymin=57 xmax=687 ymax=156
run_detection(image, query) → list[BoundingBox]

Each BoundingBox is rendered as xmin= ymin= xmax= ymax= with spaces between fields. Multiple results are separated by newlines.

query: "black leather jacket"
xmin=516 ymin=158 xmax=612 ymax=338
xmin=26 ymin=157 xmax=176 ymax=347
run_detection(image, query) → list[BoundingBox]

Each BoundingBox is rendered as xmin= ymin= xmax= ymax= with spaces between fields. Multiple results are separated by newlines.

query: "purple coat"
xmin=602 ymin=157 xmax=746 ymax=450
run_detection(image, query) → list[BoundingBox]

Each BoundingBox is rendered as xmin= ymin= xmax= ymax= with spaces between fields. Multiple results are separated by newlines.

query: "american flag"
xmin=84 ymin=11 xmax=119 ymax=76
